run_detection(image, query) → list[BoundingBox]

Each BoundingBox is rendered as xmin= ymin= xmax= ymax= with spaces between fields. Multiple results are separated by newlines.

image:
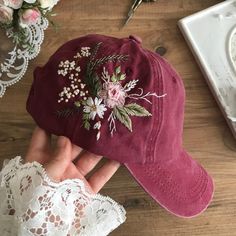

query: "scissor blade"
xmin=123 ymin=11 xmax=133 ymax=27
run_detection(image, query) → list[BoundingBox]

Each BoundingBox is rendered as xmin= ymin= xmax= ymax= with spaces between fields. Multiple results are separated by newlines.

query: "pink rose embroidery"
xmin=99 ymin=82 xmax=127 ymax=108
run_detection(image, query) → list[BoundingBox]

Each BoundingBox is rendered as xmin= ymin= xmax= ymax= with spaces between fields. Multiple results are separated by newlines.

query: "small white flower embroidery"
xmin=57 ymin=47 xmax=91 ymax=103
xmin=81 ymin=47 xmax=91 ymax=57
xmin=83 ymin=97 xmax=107 ymax=120
xmin=94 ymin=121 xmax=101 ymax=130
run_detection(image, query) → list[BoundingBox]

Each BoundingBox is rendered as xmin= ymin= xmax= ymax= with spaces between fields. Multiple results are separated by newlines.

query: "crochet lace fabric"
xmin=0 ymin=157 xmax=126 ymax=236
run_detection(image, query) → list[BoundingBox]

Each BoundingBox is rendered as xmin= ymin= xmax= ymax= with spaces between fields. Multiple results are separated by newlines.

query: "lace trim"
xmin=0 ymin=156 xmax=126 ymax=236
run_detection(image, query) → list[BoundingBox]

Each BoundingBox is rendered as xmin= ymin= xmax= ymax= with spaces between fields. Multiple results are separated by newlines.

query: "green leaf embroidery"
xmin=119 ymin=74 xmax=126 ymax=81
xmin=85 ymin=73 xmax=102 ymax=96
xmin=74 ymin=101 xmax=81 ymax=107
xmin=83 ymin=120 xmax=91 ymax=130
xmin=56 ymin=107 xmax=79 ymax=118
xmin=92 ymin=73 xmax=102 ymax=96
xmin=111 ymin=74 xmax=117 ymax=82
xmin=82 ymin=113 xmax=91 ymax=130
xmin=87 ymin=42 xmax=103 ymax=74
xmin=124 ymin=103 xmax=152 ymax=117
xmin=115 ymin=66 xmax=121 ymax=74
xmin=114 ymin=106 xmax=132 ymax=132
xmin=110 ymin=66 xmax=126 ymax=82
xmin=86 ymin=42 xmax=103 ymax=88
xmin=91 ymin=54 xmax=129 ymax=72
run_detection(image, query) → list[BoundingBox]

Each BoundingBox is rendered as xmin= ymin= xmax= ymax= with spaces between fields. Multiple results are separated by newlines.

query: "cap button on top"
xmin=129 ymin=35 xmax=142 ymax=44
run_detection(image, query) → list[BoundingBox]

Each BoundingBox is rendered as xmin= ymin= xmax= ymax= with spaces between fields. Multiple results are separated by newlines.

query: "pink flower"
xmin=99 ymin=82 xmax=127 ymax=108
xmin=19 ymin=8 xmax=41 ymax=27
xmin=3 ymin=0 xmax=23 ymax=9
xmin=0 ymin=4 xmax=13 ymax=23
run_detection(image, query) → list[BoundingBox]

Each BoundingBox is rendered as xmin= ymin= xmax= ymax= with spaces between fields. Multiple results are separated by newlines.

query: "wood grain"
xmin=1 ymin=0 xmax=236 ymax=235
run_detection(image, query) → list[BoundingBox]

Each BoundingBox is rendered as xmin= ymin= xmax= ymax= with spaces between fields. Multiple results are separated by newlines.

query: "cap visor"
xmin=125 ymin=150 xmax=214 ymax=218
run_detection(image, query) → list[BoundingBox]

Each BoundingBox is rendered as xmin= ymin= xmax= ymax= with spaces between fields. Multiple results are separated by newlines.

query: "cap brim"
xmin=124 ymin=150 xmax=214 ymax=218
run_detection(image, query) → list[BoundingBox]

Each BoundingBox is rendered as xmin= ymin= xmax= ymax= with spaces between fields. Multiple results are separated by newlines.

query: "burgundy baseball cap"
xmin=26 ymin=34 xmax=214 ymax=218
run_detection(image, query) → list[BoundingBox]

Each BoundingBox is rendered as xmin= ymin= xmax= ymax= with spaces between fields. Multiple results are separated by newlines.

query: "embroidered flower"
xmin=83 ymin=97 xmax=107 ymax=120
xmin=99 ymin=82 xmax=126 ymax=108
xmin=56 ymin=43 xmax=166 ymax=141
xmin=81 ymin=47 xmax=91 ymax=57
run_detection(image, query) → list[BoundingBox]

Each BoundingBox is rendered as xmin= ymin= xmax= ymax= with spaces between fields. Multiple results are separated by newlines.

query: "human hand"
xmin=25 ymin=126 xmax=120 ymax=193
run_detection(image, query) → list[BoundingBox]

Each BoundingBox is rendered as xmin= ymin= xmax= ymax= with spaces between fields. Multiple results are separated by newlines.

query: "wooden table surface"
xmin=1 ymin=0 xmax=236 ymax=235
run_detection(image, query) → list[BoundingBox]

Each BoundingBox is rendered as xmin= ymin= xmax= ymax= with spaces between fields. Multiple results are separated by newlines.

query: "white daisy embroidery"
xmin=83 ymin=97 xmax=107 ymax=120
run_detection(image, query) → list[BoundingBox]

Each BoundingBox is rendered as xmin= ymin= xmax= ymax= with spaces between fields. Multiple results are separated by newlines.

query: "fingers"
xmin=63 ymin=162 xmax=85 ymax=180
xmin=29 ymin=127 xmax=51 ymax=151
xmin=88 ymin=160 xmax=120 ymax=193
xmin=63 ymin=163 xmax=95 ymax=194
xmin=26 ymin=128 xmax=120 ymax=192
xmin=75 ymin=151 xmax=102 ymax=176
xmin=71 ymin=144 xmax=83 ymax=161
xmin=45 ymin=136 xmax=72 ymax=182
xmin=25 ymin=126 xmax=51 ymax=163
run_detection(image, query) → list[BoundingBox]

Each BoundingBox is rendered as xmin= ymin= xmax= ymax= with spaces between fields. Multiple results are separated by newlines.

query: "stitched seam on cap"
xmin=145 ymin=52 xmax=164 ymax=162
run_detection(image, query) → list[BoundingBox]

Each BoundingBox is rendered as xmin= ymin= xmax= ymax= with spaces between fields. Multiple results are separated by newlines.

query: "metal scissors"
xmin=123 ymin=0 xmax=157 ymax=27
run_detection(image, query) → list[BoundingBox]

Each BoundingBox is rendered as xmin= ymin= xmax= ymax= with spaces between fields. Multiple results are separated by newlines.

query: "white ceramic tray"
xmin=178 ymin=0 xmax=236 ymax=139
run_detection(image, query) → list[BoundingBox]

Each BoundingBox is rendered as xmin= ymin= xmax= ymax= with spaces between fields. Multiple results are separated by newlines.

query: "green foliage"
xmin=113 ymin=103 xmax=152 ymax=132
xmin=111 ymin=66 xmax=126 ymax=82
xmin=119 ymin=74 xmax=126 ymax=81
xmin=115 ymin=66 xmax=121 ymax=74
xmin=90 ymin=73 xmax=102 ymax=96
xmin=124 ymin=103 xmax=152 ymax=117
xmin=91 ymin=54 xmax=129 ymax=72
xmin=56 ymin=107 xmax=79 ymax=118
xmin=82 ymin=113 xmax=91 ymax=130
xmin=114 ymin=106 xmax=132 ymax=131
xmin=74 ymin=101 xmax=81 ymax=107
xmin=85 ymin=73 xmax=102 ymax=97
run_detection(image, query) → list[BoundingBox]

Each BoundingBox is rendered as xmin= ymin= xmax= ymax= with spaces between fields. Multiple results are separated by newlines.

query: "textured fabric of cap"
xmin=26 ymin=34 xmax=214 ymax=218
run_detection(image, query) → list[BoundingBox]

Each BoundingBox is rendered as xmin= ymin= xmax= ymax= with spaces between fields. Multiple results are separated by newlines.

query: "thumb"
xmin=45 ymin=136 xmax=72 ymax=182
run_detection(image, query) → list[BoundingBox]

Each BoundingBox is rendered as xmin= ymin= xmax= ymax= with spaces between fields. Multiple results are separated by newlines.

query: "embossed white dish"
xmin=179 ymin=0 xmax=236 ymax=139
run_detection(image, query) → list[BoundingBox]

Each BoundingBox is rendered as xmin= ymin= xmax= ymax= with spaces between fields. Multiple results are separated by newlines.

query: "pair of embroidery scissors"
xmin=124 ymin=0 xmax=143 ymax=27
xmin=123 ymin=0 xmax=157 ymax=27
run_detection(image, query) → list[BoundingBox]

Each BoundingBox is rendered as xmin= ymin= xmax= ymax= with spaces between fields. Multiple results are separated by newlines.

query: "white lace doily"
xmin=0 ymin=157 xmax=126 ymax=236
xmin=0 ymin=0 xmax=60 ymax=98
